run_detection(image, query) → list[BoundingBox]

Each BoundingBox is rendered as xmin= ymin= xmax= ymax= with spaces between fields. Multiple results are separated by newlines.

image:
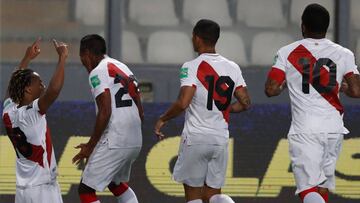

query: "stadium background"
xmin=0 ymin=0 xmax=359 ymax=202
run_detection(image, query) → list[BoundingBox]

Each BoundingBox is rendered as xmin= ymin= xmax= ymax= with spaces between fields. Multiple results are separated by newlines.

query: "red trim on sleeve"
xmin=268 ymin=67 xmax=285 ymax=84
xmin=192 ymin=84 xmax=197 ymax=88
xmin=344 ymin=71 xmax=354 ymax=78
xmin=95 ymin=88 xmax=110 ymax=99
xmin=235 ymin=85 xmax=244 ymax=91
xmin=3 ymin=113 xmax=12 ymax=128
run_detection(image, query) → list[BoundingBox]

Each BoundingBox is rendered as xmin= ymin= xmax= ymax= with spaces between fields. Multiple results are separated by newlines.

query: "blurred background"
xmin=0 ymin=0 xmax=360 ymax=202
xmin=1 ymin=0 xmax=360 ymax=103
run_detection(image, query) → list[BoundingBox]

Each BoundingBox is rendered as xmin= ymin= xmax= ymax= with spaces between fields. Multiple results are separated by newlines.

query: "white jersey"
xmin=180 ymin=53 xmax=247 ymax=145
xmin=2 ymin=98 xmax=58 ymax=187
xmin=271 ymin=38 xmax=359 ymax=134
xmin=89 ymin=56 xmax=142 ymax=148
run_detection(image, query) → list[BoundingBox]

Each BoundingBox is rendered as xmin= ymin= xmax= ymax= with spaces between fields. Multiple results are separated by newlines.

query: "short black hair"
xmin=8 ymin=69 xmax=34 ymax=104
xmin=193 ymin=19 xmax=220 ymax=46
xmin=80 ymin=34 xmax=106 ymax=55
xmin=302 ymin=3 xmax=330 ymax=34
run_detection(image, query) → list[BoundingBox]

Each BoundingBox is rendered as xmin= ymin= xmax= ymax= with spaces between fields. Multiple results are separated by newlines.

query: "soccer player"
xmin=154 ymin=19 xmax=251 ymax=203
xmin=265 ymin=4 xmax=360 ymax=203
xmin=2 ymin=38 xmax=68 ymax=203
xmin=72 ymin=34 xmax=143 ymax=203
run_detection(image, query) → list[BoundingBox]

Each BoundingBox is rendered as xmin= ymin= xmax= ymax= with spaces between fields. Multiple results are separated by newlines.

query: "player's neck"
xmin=87 ymin=55 xmax=105 ymax=73
xmin=303 ymin=32 xmax=326 ymax=39
xmin=18 ymin=97 xmax=33 ymax=108
xmin=197 ymin=47 xmax=216 ymax=55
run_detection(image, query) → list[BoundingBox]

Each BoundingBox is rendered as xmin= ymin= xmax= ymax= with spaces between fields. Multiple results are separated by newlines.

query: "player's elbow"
xmin=177 ymin=100 xmax=189 ymax=111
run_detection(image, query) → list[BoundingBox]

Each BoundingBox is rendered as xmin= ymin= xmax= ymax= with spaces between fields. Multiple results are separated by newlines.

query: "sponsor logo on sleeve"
xmin=180 ymin=67 xmax=188 ymax=79
xmin=3 ymin=99 xmax=11 ymax=108
xmin=90 ymin=75 xmax=101 ymax=88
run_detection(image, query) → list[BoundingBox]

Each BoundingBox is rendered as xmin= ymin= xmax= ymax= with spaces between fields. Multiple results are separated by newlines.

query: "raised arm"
xmin=4 ymin=38 xmax=41 ymax=100
xmin=19 ymin=38 xmax=41 ymax=70
xmin=37 ymin=40 xmax=68 ymax=114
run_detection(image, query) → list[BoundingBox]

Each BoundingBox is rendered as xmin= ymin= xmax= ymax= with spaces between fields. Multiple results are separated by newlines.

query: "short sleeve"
xmin=272 ymin=50 xmax=287 ymax=72
xmin=89 ymin=67 xmax=110 ymax=98
xmin=2 ymin=98 xmax=15 ymax=114
xmin=180 ymin=62 xmax=197 ymax=87
xmin=343 ymin=51 xmax=359 ymax=78
xmin=234 ymin=64 xmax=247 ymax=89
xmin=268 ymin=50 xmax=286 ymax=84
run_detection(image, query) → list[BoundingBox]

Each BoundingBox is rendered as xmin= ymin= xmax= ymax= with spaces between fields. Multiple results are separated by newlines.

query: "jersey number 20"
xmin=114 ymin=74 xmax=133 ymax=108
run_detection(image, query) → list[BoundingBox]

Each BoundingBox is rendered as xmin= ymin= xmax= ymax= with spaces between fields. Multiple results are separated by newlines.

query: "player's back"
xmin=180 ymin=53 xmax=246 ymax=145
xmin=89 ymin=56 xmax=142 ymax=148
xmin=274 ymin=38 xmax=358 ymax=134
xmin=2 ymin=98 xmax=57 ymax=187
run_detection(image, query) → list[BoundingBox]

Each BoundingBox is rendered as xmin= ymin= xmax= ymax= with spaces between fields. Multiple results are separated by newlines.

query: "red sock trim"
xmin=299 ymin=187 xmax=318 ymax=201
xmin=109 ymin=182 xmax=129 ymax=197
xmin=319 ymin=190 xmax=329 ymax=203
xmin=79 ymin=193 xmax=98 ymax=203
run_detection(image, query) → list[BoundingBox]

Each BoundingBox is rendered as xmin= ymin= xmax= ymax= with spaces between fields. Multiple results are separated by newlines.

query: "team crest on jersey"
xmin=272 ymin=55 xmax=279 ymax=65
xmin=180 ymin=67 xmax=188 ymax=79
xmin=90 ymin=75 xmax=101 ymax=88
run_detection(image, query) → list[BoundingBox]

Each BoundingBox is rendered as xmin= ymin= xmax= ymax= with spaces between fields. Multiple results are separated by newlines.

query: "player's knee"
xmin=209 ymin=194 xmax=234 ymax=203
xmin=78 ymin=182 xmax=96 ymax=194
xmin=108 ymin=182 xmax=129 ymax=196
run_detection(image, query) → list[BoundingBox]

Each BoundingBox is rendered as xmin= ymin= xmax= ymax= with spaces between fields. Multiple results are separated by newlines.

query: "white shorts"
xmin=172 ymin=138 xmax=228 ymax=189
xmin=288 ymin=133 xmax=343 ymax=195
xmin=15 ymin=181 xmax=63 ymax=203
xmin=82 ymin=139 xmax=141 ymax=191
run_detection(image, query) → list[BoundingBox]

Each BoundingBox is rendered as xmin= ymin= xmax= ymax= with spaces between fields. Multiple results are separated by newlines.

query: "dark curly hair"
xmin=8 ymin=69 xmax=34 ymax=104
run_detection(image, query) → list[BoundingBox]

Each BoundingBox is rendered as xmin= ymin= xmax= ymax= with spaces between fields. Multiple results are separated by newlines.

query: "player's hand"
xmin=23 ymin=37 xmax=41 ymax=62
xmin=72 ymin=143 xmax=94 ymax=165
xmin=340 ymin=80 xmax=349 ymax=92
xmin=154 ymin=119 xmax=166 ymax=140
xmin=52 ymin=39 xmax=68 ymax=59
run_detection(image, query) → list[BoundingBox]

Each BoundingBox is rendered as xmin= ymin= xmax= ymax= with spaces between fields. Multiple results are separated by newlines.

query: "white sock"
xmin=91 ymin=201 xmax=100 ymax=203
xmin=209 ymin=194 xmax=235 ymax=203
xmin=303 ymin=192 xmax=326 ymax=203
xmin=187 ymin=199 xmax=203 ymax=203
xmin=116 ymin=187 xmax=139 ymax=203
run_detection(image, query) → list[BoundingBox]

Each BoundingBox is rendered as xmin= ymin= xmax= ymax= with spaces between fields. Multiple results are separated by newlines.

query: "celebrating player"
xmin=154 ymin=19 xmax=251 ymax=203
xmin=265 ymin=4 xmax=360 ymax=203
xmin=2 ymin=38 xmax=68 ymax=203
xmin=73 ymin=34 xmax=143 ymax=203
